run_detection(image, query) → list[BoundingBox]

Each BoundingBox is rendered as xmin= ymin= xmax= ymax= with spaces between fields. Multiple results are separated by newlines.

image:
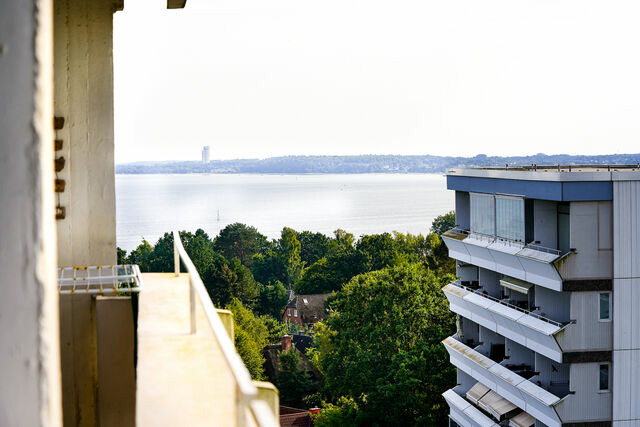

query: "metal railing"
xmin=57 ymin=264 xmax=143 ymax=294
xmin=450 ymin=281 xmax=566 ymax=328
xmin=172 ymin=231 xmax=279 ymax=427
xmin=444 ymin=227 xmax=565 ymax=257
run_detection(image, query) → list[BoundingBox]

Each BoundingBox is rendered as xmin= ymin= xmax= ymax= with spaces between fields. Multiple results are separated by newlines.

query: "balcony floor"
xmin=136 ymin=273 xmax=236 ymax=426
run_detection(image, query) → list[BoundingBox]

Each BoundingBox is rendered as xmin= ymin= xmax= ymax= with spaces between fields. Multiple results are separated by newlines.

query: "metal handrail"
xmin=451 ymin=281 xmax=565 ymax=328
xmin=444 ymin=227 xmax=564 ymax=256
xmin=172 ymin=231 xmax=279 ymax=427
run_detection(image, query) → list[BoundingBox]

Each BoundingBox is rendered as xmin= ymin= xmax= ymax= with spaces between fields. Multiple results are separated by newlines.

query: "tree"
xmin=253 ymin=227 xmax=304 ymax=289
xmin=430 ymin=211 xmax=456 ymax=236
xmin=259 ymin=315 xmax=287 ymax=344
xmin=297 ymin=231 xmax=330 ymax=266
xmin=313 ymin=397 xmax=360 ymax=427
xmin=202 ymin=255 xmax=260 ymax=309
xmin=354 ymin=233 xmax=402 ymax=273
xmin=227 ymin=298 xmax=269 ymax=380
xmin=314 ymin=263 xmax=456 ymax=425
xmin=126 ymin=240 xmax=154 ymax=272
xmin=277 ymin=348 xmax=315 ymax=408
xmin=117 ymin=247 xmax=127 ymax=265
xmin=256 ymin=280 xmax=289 ymax=318
xmin=214 ymin=223 xmax=270 ymax=268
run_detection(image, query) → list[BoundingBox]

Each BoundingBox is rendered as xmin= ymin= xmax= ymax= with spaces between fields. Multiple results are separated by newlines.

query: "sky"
xmin=114 ymin=0 xmax=640 ymax=163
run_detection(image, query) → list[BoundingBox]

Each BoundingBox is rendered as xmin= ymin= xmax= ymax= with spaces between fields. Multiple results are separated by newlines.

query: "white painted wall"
xmin=557 ymin=201 xmax=613 ymax=280
xmin=54 ymin=0 xmax=117 ymax=267
xmin=555 ymin=362 xmax=612 ymax=423
xmin=612 ymin=181 xmax=640 ymax=424
xmin=556 ymin=291 xmax=612 ymax=352
xmin=0 ymin=0 xmax=62 ymax=424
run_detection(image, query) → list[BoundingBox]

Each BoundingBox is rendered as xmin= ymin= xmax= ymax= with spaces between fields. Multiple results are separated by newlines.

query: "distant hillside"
xmin=116 ymin=153 xmax=640 ymax=174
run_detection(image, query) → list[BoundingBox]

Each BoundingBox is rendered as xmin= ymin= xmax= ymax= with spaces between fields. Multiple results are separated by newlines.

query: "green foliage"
xmin=256 ymin=280 xmax=289 ymax=318
xmin=226 ymin=298 xmax=269 ymax=380
xmin=297 ymin=231 xmax=330 ymax=266
xmin=202 ymin=255 xmax=260 ymax=309
xmin=430 ymin=211 xmax=456 ymax=235
xmin=253 ymin=227 xmax=304 ymax=289
xmin=214 ymin=223 xmax=270 ymax=267
xmin=117 ymin=247 xmax=127 ymax=264
xmin=126 ymin=240 xmax=154 ymax=272
xmin=296 ymin=229 xmax=358 ymax=294
xmin=277 ymin=348 xmax=315 ymax=408
xmin=315 ymin=263 xmax=456 ymax=426
xmin=259 ymin=315 xmax=287 ymax=344
xmin=149 ymin=232 xmax=176 ymax=272
xmin=313 ymin=396 xmax=360 ymax=427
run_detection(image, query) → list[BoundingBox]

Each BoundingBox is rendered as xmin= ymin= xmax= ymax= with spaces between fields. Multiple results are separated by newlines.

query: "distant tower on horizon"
xmin=202 ymin=146 xmax=210 ymax=163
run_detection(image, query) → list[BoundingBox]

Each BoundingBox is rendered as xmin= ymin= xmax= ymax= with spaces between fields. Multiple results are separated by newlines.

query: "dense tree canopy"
xmin=430 ymin=211 xmax=456 ymax=235
xmin=227 ymin=298 xmax=269 ymax=380
xmin=313 ymin=263 xmax=456 ymax=426
xmin=214 ymin=223 xmax=270 ymax=267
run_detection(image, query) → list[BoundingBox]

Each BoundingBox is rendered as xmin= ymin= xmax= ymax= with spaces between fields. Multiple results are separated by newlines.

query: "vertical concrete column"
xmin=54 ymin=0 xmax=117 ymax=268
xmin=612 ymin=180 xmax=640 ymax=425
xmin=0 ymin=0 xmax=63 ymax=425
xmin=53 ymin=0 xmax=118 ymax=424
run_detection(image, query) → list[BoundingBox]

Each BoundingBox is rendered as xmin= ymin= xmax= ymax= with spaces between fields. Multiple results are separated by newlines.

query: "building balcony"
xmin=442 ymin=387 xmax=499 ymax=427
xmin=442 ymin=336 xmax=566 ymax=427
xmin=443 ymin=281 xmax=569 ymax=363
xmin=442 ymin=228 xmax=571 ymax=291
xmin=57 ymin=232 xmax=280 ymax=427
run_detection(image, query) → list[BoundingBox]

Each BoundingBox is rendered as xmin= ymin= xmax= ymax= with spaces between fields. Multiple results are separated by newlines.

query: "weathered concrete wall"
xmin=54 ymin=0 xmax=117 ymax=267
xmin=0 ymin=0 xmax=62 ymax=425
xmin=53 ymin=0 xmax=117 ymax=424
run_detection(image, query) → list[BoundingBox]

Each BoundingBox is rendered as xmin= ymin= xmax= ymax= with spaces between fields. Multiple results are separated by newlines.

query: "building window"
xmin=294 ymin=309 xmax=298 ymax=317
xmin=470 ymin=193 xmax=495 ymax=236
xmin=287 ymin=309 xmax=291 ymax=317
xmin=599 ymin=363 xmax=610 ymax=392
xmin=496 ymin=195 xmax=525 ymax=242
xmin=599 ymin=292 xmax=611 ymax=321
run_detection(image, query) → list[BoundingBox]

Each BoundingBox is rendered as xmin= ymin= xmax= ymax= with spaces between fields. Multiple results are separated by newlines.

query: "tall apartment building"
xmin=440 ymin=166 xmax=640 ymax=427
xmin=202 ymin=145 xmax=211 ymax=163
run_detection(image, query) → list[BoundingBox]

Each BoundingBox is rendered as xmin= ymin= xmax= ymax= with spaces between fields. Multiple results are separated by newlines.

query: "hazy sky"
xmin=114 ymin=0 xmax=640 ymax=163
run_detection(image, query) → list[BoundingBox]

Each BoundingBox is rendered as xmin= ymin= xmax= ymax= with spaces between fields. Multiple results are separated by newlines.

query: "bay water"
xmin=116 ymin=173 xmax=453 ymax=252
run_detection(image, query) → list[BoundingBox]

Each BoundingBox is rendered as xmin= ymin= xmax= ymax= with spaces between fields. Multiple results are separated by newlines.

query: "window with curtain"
xmin=470 ymin=193 xmax=495 ymax=236
xmin=496 ymin=196 xmax=525 ymax=242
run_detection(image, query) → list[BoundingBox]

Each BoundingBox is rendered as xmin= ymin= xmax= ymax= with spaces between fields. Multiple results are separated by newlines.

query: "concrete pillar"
xmin=53 ymin=1 xmax=118 ymax=424
xmin=0 ymin=0 xmax=63 ymax=425
xmin=53 ymin=0 xmax=117 ymax=268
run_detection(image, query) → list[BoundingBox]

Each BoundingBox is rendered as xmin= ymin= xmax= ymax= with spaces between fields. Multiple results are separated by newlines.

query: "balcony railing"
xmin=450 ymin=281 xmax=565 ymax=328
xmin=445 ymin=227 xmax=563 ymax=256
xmin=172 ymin=231 xmax=279 ymax=427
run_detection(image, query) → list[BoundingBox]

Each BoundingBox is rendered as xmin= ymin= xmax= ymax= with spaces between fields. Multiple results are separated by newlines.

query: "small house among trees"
xmin=282 ymin=293 xmax=331 ymax=326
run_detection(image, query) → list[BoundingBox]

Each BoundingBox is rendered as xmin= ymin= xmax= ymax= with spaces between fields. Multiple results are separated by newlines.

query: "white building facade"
xmin=440 ymin=166 xmax=640 ymax=427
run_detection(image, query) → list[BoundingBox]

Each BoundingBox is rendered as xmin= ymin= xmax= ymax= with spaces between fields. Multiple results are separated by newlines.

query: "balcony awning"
xmin=509 ymin=411 xmax=535 ymax=427
xmin=466 ymin=382 xmax=490 ymax=405
xmin=477 ymin=388 xmax=519 ymax=421
xmin=500 ymin=276 xmax=533 ymax=294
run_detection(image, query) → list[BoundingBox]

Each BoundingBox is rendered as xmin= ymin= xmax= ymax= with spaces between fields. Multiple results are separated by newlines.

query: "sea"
xmin=116 ymin=173 xmax=454 ymax=252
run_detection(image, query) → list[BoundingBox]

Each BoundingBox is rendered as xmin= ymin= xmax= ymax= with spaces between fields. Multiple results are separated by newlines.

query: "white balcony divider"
xmin=172 ymin=231 xmax=279 ymax=427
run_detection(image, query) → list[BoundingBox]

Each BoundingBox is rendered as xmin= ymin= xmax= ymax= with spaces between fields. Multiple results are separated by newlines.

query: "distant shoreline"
xmin=116 ymin=153 xmax=640 ymax=175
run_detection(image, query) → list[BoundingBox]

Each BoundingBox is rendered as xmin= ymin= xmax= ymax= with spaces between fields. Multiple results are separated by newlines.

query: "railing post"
xmin=189 ymin=275 xmax=196 ymax=335
xmin=174 ymin=233 xmax=180 ymax=277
